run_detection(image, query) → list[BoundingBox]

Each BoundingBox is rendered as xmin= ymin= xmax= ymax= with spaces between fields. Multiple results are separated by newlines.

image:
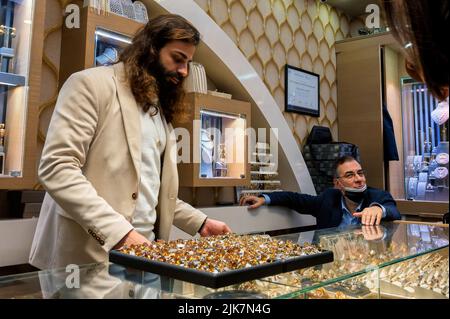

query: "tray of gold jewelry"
xmin=109 ymin=234 xmax=333 ymax=288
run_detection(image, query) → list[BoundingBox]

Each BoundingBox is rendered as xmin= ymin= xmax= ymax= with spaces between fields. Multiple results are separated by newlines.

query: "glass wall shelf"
xmin=0 ymin=72 xmax=25 ymax=87
xmin=0 ymin=222 xmax=447 ymax=299
xmin=0 ymin=0 xmax=42 ymax=184
xmin=199 ymin=109 xmax=246 ymax=180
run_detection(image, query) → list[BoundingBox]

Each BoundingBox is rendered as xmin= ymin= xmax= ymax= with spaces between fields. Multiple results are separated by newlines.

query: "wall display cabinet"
xmin=174 ymin=92 xmax=251 ymax=187
xmin=0 ymin=0 xmax=45 ymax=189
xmin=59 ymin=3 xmax=145 ymax=87
xmin=401 ymin=79 xmax=449 ymax=202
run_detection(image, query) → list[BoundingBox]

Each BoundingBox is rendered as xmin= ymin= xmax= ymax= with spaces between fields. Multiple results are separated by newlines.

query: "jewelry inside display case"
xmin=236 ymin=142 xmax=282 ymax=202
xmin=402 ymin=78 xmax=449 ymax=201
xmin=261 ymin=223 xmax=449 ymax=299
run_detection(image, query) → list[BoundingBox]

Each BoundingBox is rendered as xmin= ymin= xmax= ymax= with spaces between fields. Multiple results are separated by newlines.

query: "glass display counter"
xmin=270 ymin=223 xmax=448 ymax=299
xmin=0 ymin=222 xmax=447 ymax=299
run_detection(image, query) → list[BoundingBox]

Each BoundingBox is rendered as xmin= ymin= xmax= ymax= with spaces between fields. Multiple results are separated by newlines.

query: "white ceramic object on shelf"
xmin=121 ymin=0 xmax=136 ymax=20
xmin=207 ymin=90 xmax=232 ymax=99
xmin=184 ymin=62 xmax=207 ymax=94
xmin=108 ymin=0 xmax=124 ymax=16
xmin=436 ymin=153 xmax=449 ymax=165
xmin=418 ymin=172 xmax=428 ymax=183
xmin=96 ymin=47 xmax=119 ymax=66
xmin=408 ymin=177 xmax=418 ymax=198
xmin=431 ymin=97 xmax=449 ymax=126
xmin=434 ymin=167 xmax=449 ymax=179
xmin=416 ymin=181 xmax=427 ymax=198
xmin=133 ymin=1 xmax=149 ymax=23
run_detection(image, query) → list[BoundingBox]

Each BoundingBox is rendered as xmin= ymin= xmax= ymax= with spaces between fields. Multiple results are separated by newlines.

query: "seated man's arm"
xmin=371 ymin=191 xmax=402 ymax=221
xmin=263 ymin=191 xmax=322 ymax=217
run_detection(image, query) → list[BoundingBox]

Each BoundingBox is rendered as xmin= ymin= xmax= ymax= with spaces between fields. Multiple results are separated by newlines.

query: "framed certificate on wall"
xmin=284 ymin=64 xmax=320 ymax=117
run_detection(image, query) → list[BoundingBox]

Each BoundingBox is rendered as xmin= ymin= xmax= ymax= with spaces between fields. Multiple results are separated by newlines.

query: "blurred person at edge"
xmin=30 ymin=15 xmax=231 ymax=270
xmin=383 ymin=0 xmax=449 ymax=224
xmin=383 ymin=0 xmax=449 ymax=124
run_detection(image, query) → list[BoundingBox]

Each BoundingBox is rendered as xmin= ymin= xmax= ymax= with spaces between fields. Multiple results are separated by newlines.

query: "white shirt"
xmin=131 ymin=107 xmax=167 ymax=241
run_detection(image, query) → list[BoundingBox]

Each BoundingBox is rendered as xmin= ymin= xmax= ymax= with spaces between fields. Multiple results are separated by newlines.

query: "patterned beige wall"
xmin=194 ymin=0 xmax=352 ymax=146
xmin=36 ymin=0 xmax=355 ymax=189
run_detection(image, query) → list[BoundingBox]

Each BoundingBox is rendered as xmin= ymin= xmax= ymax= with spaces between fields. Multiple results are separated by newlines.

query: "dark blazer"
xmin=383 ymin=103 xmax=399 ymax=161
xmin=265 ymin=187 xmax=402 ymax=229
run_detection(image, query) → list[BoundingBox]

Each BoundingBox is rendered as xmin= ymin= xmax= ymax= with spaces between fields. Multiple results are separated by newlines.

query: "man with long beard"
xmin=30 ymin=14 xmax=231 ymax=270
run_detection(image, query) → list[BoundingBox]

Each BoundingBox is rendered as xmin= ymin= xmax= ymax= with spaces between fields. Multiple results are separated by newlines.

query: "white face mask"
xmin=431 ymin=97 xmax=449 ymax=126
xmin=343 ymin=184 xmax=367 ymax=193
xmin=342 ymin=184 xmax=367 ymax=203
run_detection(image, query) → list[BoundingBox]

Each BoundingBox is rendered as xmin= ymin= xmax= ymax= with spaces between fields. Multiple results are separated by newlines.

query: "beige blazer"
xmin=29 ymin=63 xmax=206 ymax=270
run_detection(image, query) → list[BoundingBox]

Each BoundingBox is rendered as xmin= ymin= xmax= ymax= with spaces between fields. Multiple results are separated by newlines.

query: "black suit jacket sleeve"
xmin=370 ymin=189 xmax=402 ymax=221
xmin=264 ymin=191 xmax=322 ymax=218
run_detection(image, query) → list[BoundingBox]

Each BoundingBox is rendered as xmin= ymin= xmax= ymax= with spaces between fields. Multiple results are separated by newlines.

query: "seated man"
xmin=240 ymin=155 xmax=401 ymax=229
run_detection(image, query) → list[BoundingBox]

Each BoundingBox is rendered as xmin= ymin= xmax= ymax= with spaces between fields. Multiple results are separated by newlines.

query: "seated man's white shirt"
xmin=132 ymin=106 xmax=167 ymax=241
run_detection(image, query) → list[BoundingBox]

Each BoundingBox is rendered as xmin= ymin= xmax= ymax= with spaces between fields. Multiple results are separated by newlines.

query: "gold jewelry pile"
xmin=118 ymin=234 xmax=324 ymax=273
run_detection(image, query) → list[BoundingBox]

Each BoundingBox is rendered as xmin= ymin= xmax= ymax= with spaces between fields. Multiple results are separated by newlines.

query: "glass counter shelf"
xmin=267 ymin=222 xmax=449 ymax=299
xmin=0 ymin=222 xmax=447 ymax=299
xmin=199 ymin=109 xmax=247 ymax=180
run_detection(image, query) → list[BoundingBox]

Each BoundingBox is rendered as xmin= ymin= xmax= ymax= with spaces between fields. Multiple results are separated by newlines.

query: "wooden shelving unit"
xmin=59 ymin=4 xmax=145 ymax=87
xmin=174 ymin=92 xmax=251 ymax=187
xmin=0 ymin=0 xmax=46 ymax=189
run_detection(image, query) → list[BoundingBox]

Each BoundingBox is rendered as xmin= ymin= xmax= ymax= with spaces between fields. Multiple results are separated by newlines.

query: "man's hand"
xmin=357 ymin=225 xmax=385 ymax=240
xmin=353 ymin=206 xmax=383 ymax=225
xmin=239 ymin=195 xmax=265 ymax=209
xmin=112 ymin=229 xmax=151 ymax=250
xmin=199 ymin=218 xmax=231 ymax=237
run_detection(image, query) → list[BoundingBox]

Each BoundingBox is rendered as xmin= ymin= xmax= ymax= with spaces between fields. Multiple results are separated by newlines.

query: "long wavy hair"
xmin=118 ymin=14 xmax=200 ymax=123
